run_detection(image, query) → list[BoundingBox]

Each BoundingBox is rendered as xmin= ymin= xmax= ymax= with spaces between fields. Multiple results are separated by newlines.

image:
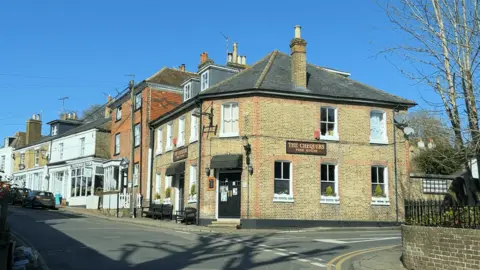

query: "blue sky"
xmin=0 ymin=0 xmax=433 ymax=142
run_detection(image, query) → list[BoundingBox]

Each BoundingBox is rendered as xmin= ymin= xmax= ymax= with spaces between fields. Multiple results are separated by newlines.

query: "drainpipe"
xmin=393 ymin=107 xmax=399 ymax=224
xmin=148 ymin=127 xmax=155 ymax=207
xmin=196 ymin=100 xmax=203 ymax=225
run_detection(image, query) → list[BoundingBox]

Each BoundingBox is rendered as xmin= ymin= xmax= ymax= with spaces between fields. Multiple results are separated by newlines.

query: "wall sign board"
xmin=286 ymin=140 xmax=327 ymax=155
xmin=207 ymin=176 xmax=216 ymax=191
xmin=173 ymin=147 xmax=188 ymax=162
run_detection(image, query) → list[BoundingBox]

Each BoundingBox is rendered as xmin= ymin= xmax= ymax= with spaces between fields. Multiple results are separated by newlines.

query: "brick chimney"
xmin=200 ymin=52 xmax=208 ymax=65
xmin=26 ymin=114 xmax=42 ymax=145
xmin=179 ymin=64 xmax=186 ymax=72
xmin=290 ymin=25 xmax=307 ymax=88
xmin=105 ymin=95 xmax=112 ymax=118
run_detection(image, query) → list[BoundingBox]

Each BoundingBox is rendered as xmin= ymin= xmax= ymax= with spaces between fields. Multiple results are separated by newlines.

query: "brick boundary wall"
xmin=402 ymin=225 xmax=480 ymax=270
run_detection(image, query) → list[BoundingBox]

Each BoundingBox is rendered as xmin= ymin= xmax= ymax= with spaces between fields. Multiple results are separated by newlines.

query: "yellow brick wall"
xmin=13 ymin=142 xmax=50 ymax=173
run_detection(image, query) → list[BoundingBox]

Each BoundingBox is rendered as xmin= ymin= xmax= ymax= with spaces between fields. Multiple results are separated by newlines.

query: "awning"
xmin=165 ymin=162 xmax=186 ymax=176
xmin=210 ymin=154 xmax=243 ymax=169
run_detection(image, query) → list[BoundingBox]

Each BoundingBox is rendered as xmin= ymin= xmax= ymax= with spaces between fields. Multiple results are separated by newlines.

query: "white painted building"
xmin=47 ymin=117 xmax=111 ymax=207
xmin=0 ymin=137 xmax=15 ymax=182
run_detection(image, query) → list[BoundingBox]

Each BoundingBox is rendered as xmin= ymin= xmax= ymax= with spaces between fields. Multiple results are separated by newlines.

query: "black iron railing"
xmin=405 ymin=200 xmax=480 ymax=229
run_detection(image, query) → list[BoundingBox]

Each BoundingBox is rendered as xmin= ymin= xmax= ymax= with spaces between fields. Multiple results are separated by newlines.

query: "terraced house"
xmin=150 ymin=25 xmax=416 ymax=228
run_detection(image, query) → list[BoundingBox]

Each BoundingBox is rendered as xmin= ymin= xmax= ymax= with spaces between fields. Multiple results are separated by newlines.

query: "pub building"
xmin=148 ymin=26 xmax=416 ymax=228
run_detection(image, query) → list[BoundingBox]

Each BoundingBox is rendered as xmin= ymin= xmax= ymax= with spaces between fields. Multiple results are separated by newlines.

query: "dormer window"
xmin=201 ymin=71 xmax=209 ymax=91
xmin=184 ymin=83 xmax=192 ymax=101
xmin=51 ymin=125 xmax=58 ymax=136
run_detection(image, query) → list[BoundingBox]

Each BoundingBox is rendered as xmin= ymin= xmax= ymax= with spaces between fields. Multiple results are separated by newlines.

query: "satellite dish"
xmin=403 ymin=127 xmax=415 ymax=136
xmin=394 ymin=114 xmax=408 ymax=126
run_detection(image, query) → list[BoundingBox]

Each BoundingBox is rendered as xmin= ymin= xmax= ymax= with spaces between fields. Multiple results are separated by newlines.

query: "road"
xmin=7 ymin=206 xmax=401 ymax=269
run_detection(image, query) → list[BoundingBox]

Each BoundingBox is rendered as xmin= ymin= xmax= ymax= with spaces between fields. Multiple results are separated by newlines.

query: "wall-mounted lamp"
xmin=242 ymin=136 xmax=253 ymax=175
xmin=248 ymin=164 xmax=254 ymax=175
xmin=205 ymin=167 xmax=211 ymax=177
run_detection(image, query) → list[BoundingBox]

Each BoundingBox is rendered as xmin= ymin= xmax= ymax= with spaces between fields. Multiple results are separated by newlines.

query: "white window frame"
xmin=190 ymin=112 xmax=198 ymax=143
xmin=0 ymin=155 xmax=5 ymax=171
xmin=51 ymin=125 xmax=58 ymax=136
xmin=184 ymin=83 xmax=192 ymax=101
xmin=371 ymin=166 xmax=390 ymax=205
xmin=273 ymin=161 xmax=294 ymax=202
xmin=134 ymin=123 xmax=141 ymax=147
xmin=188 ymin=165 xmax=197 ymax=203
xmin=320 ymin=163 xmax=339 ymax=204
xmin=178 ymin=117 xmax=185 ymax=147
xmin=201 ymin=71 xmax=209 ymax=91
xmin=133 ymin=163 xmax=139 ymax=186
xmin=220 ymin=103 xmax=239 ymax=137
xmin=156 ymin=128 xmax=163 ymax=155
xmin=59 ymin=143 xmax=64 ymax=160
xmin=370 ymin=110 xmax=388 ymax=144
xmin=165 ymin=175 xmax=172 ymax=190
xmin=114 ymin=133 xmax=121 ymax=155
xmin=20 ymin=152 xmax=25 ymax=165
xmin=166 ymin=122 xmax=173 ymax=151
xmin=135 ymin=92 xmax=142 ymax=110
xmin=320 ymin=107 xmax=339 ymax=141
xmin=79 ymin=137 xmax=85 ymax=156
xmin=34 ymin=149 xmax=39 ymax=167
xmin=116 ymin=106 xmax=122 ymax=121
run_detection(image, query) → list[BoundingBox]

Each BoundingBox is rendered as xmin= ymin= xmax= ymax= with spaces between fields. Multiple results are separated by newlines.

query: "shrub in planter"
xmin=165 ymin=187 xmax=171 ymax=198
xmin=374 ymin=185 xmax=385 ymax=197
xmin=154 ymin=193 xmax=161 ymax=200
xmin=190 ymin=184 xmax=197 ymax=196
xmin=324 ymin=186 xmax=335 ymax=196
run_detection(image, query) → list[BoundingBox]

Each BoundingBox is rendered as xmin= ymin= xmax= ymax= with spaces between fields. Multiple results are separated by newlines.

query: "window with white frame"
xmin=201 ymin=71 xmax=209 ymax=91
xmin=371 ymin=166 xmax=389 ymax=205
xmin=114 ymin=133 xmax=120 ymax=155
xmin=178 ymin=117 xmax=185 ymax=146
xmin=273 ymin=161 xmax=294 ymax=202
xmin=221 ymin=103 xmax=239 ymax=136
xmin=59 ymin=143 xmax=64 ymax=160
xmin=20 ymin=152 xmax=25 ymax=165
xmin=34 ymin=150 xmax=39 ymax=166
xmin=51 ymin=125 xmax=58 ymax=136
xmin=135 ymin=92 xmax=142 ymax=110
xmin=320 ymin=107 xmax=338 ymax=140
xmin=0 ymin=155 xmax=5 ymax=171
xmin=133 ymin=163 xmax=139 ymax=186
xmin=165 ymin=175 xmax=172 ymax=189
xmin=320 ymin=164 xmax=339 ymax=204
xmin=79 ymin=137 xmax=85 ymax=156
xmin=188 ymin=165 xmax=197 ymax=203
xmin=134 ymin=123 xmax=141 ymax=147
xmin=156 ymin=128 xmax=162 ymax=154
xmin=370 ymin=111 xmax=387 ymax=144
xmin=155 ymin=173 xmax=161 ymax=194
xmin=116 ymin=106 xmax=122 ymax=121
xmin=184 ymin=83 xmax=192 ymax=101
xmin=190 ymin=112 xmax=198 ymax=142
xmin=166 ymin=122 xmax=173 ymax=151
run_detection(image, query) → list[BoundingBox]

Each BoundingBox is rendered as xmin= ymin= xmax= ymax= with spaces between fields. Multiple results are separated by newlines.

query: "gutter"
xmin=196 ymin=100 xmax=203 ymax=225
xmin=148 ymin=127 xmax=155 ymax=207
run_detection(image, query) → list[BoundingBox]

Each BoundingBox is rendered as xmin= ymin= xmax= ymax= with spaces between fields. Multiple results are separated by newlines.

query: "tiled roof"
xmin=146 ymin=67 xmax=198 ymax=87
xmin=200 ymin=51 xmax=416 ymax=106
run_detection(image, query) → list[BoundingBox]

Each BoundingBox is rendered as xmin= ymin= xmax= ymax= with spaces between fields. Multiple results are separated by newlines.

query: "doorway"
xmin=175 ymin=174 xmax=185 ymax=212
xmin=217 ymin=172 xmax=241 ymax=218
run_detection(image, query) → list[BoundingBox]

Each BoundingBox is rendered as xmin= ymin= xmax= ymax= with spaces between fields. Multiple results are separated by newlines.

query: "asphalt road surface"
xmin=7 ymin=206 xmax=401 ymax=269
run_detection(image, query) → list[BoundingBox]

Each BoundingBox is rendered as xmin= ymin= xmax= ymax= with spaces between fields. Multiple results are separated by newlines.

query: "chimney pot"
xmin=294 ymin=25 xmax=302 ymax=38
xmin=227 ymin=53 xmax=233 ymax=63
xmin=179 ymin=64 xmax=186 ymax=71
xmin=232 ymin=42 xmax=238 ymax=63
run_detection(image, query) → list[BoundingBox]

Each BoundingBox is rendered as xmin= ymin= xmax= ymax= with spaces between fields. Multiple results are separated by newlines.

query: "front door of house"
xmin=218 ymin=172 xmax=241 ymax=218
xmin=178 ymin=174 xmax=185 ymax=211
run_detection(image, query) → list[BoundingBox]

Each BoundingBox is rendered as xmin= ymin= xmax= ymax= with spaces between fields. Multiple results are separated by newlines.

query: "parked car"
xmin=22 ymin=191 xmax=56 ymax=209
xmin=9 ymin=187 xmax=31 ymax=205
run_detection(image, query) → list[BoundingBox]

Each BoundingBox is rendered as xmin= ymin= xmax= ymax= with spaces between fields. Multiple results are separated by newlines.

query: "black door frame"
xmin=216 ymin=170 xmax=242 ymax=219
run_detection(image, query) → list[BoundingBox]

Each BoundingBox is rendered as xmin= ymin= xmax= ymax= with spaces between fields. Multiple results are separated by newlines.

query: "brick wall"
xmin=403 ymin=225 xmax=480 ymax=270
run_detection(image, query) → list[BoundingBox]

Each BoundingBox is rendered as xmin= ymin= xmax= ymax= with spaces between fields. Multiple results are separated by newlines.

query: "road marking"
xmin=316 ymin=236 xmax=400 ymax=244
xmin=174 ymin=231 xmax=193 ymax=235
xmin=276 ymin=248 xmax=288 ymax=252
xmin=274 ymin=252 xmax=288 ymax=256
xmin=258 ymin=244 xmax=270 ymax=247
xmin=359 ymin=233 xmax=400 ymax=237
xmin=327 ymin=245 xmax=397 ymax=270
xmin=103 ymin=236 xmax=120 ymax=239
xmin=315 ymin=258 xmax=324 ymax=261
xmin=298 ymin=258 xmax=310 ymax=263
xmin=289 ymin=251 xmax=299 ymax=255
xmin=312 ymin=262 xmax=327 ymax=267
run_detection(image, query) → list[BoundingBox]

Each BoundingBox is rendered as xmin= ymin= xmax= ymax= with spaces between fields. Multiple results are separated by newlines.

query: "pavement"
xmin=7 ymin=205 xmax=404 ymax=269
xmin=350 ymin=246 xmax=406 ymax=270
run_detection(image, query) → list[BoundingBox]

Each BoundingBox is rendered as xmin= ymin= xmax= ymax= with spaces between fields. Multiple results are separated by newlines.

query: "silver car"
xmin=22 ymin=191 xmax=56 ymax=209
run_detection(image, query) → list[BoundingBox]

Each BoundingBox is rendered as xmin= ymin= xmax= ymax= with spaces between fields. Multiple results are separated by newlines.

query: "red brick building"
xmin=104 ymin=66 xmax=197 ymax=204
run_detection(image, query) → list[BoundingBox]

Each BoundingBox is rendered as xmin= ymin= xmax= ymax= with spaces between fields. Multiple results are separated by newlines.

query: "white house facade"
xmin=0 ymin=139 xmax=14 ymax=182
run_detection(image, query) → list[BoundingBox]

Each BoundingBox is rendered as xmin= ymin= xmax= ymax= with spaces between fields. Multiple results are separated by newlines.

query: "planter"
xmin=188 ymin=194 xmax=197 ymax=203
xmin=153 ymin=199 xmax=161 ymax=204
xmin=163 ymin=198 xmax=171 ymax=205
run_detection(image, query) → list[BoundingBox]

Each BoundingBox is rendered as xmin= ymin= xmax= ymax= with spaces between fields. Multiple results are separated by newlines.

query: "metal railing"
xmin=405 ymin=199 xmax=480 ymax=229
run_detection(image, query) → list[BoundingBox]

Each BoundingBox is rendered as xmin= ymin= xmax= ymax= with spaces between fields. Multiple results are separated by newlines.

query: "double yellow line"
xmin=326 ymin=245 xmax=399 ymax=270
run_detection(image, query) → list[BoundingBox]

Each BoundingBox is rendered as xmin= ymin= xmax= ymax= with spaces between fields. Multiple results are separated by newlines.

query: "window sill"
xmin=371 ymin=197 xmax=390 ymax=206
xmin=320 ymin=136 xmax=339 ymax=141
xmin=219 ymin=133 xmax=239 ymax=138
xmin=155 ymin=151 xmax=162 ymax=156
xmin=320 ymin=197 xmax=340 ymax=204
xmin=273 ymin=195 xmax=294 ymax=203
xmin=115 ymin=118 xmax=122 ymax=123
xmin=188 ymin=199 xmax=197 ymax=204
xmin=370 ymin=139 xmax=388 ymax=145
xmin=189 ymin=138 xmax=198 ymax=143
xmin=165 ymin=148 xmax=172 ymax=153
xmin=176 ymin=143 xmax=185 ymax=148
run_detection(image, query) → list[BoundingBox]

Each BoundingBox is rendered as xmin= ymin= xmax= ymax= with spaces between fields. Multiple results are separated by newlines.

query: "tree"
xmin=81 ymin=104 xmax=104 ymax=121
xmin=408 ymin=110 xmax=453 ymax=147
xmin=380 ymin=0 xmax=480 ymax=176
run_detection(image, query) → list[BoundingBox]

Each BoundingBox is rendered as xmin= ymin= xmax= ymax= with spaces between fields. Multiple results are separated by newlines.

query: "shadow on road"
xmin=8 ymin=207 xmax=348 ymax=269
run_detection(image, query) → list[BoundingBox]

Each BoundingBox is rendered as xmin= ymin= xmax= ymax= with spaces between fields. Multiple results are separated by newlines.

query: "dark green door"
xmin=218 ymin=172 xmax=241 ymax=218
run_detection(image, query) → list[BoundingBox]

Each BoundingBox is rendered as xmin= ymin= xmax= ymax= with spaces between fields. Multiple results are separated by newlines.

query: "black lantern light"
xmin=205 ymin=167 xmax=211 ymax=177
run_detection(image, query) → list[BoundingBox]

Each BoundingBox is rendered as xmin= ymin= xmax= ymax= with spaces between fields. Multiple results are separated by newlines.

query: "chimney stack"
xmin=105 ymin=95 xmax=112 ymax=118
xmin=290 ymin=25 xmax=307 ymax=88
xmin=200 ymin=52 xmax=208 ymax=65
xmin=26 ymin=114 xmax=42 ymax=145
xmin=232 ymin=42 xmax=238 ymax=64
xmin=179 ymin=64 xmax=186 ymax=72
